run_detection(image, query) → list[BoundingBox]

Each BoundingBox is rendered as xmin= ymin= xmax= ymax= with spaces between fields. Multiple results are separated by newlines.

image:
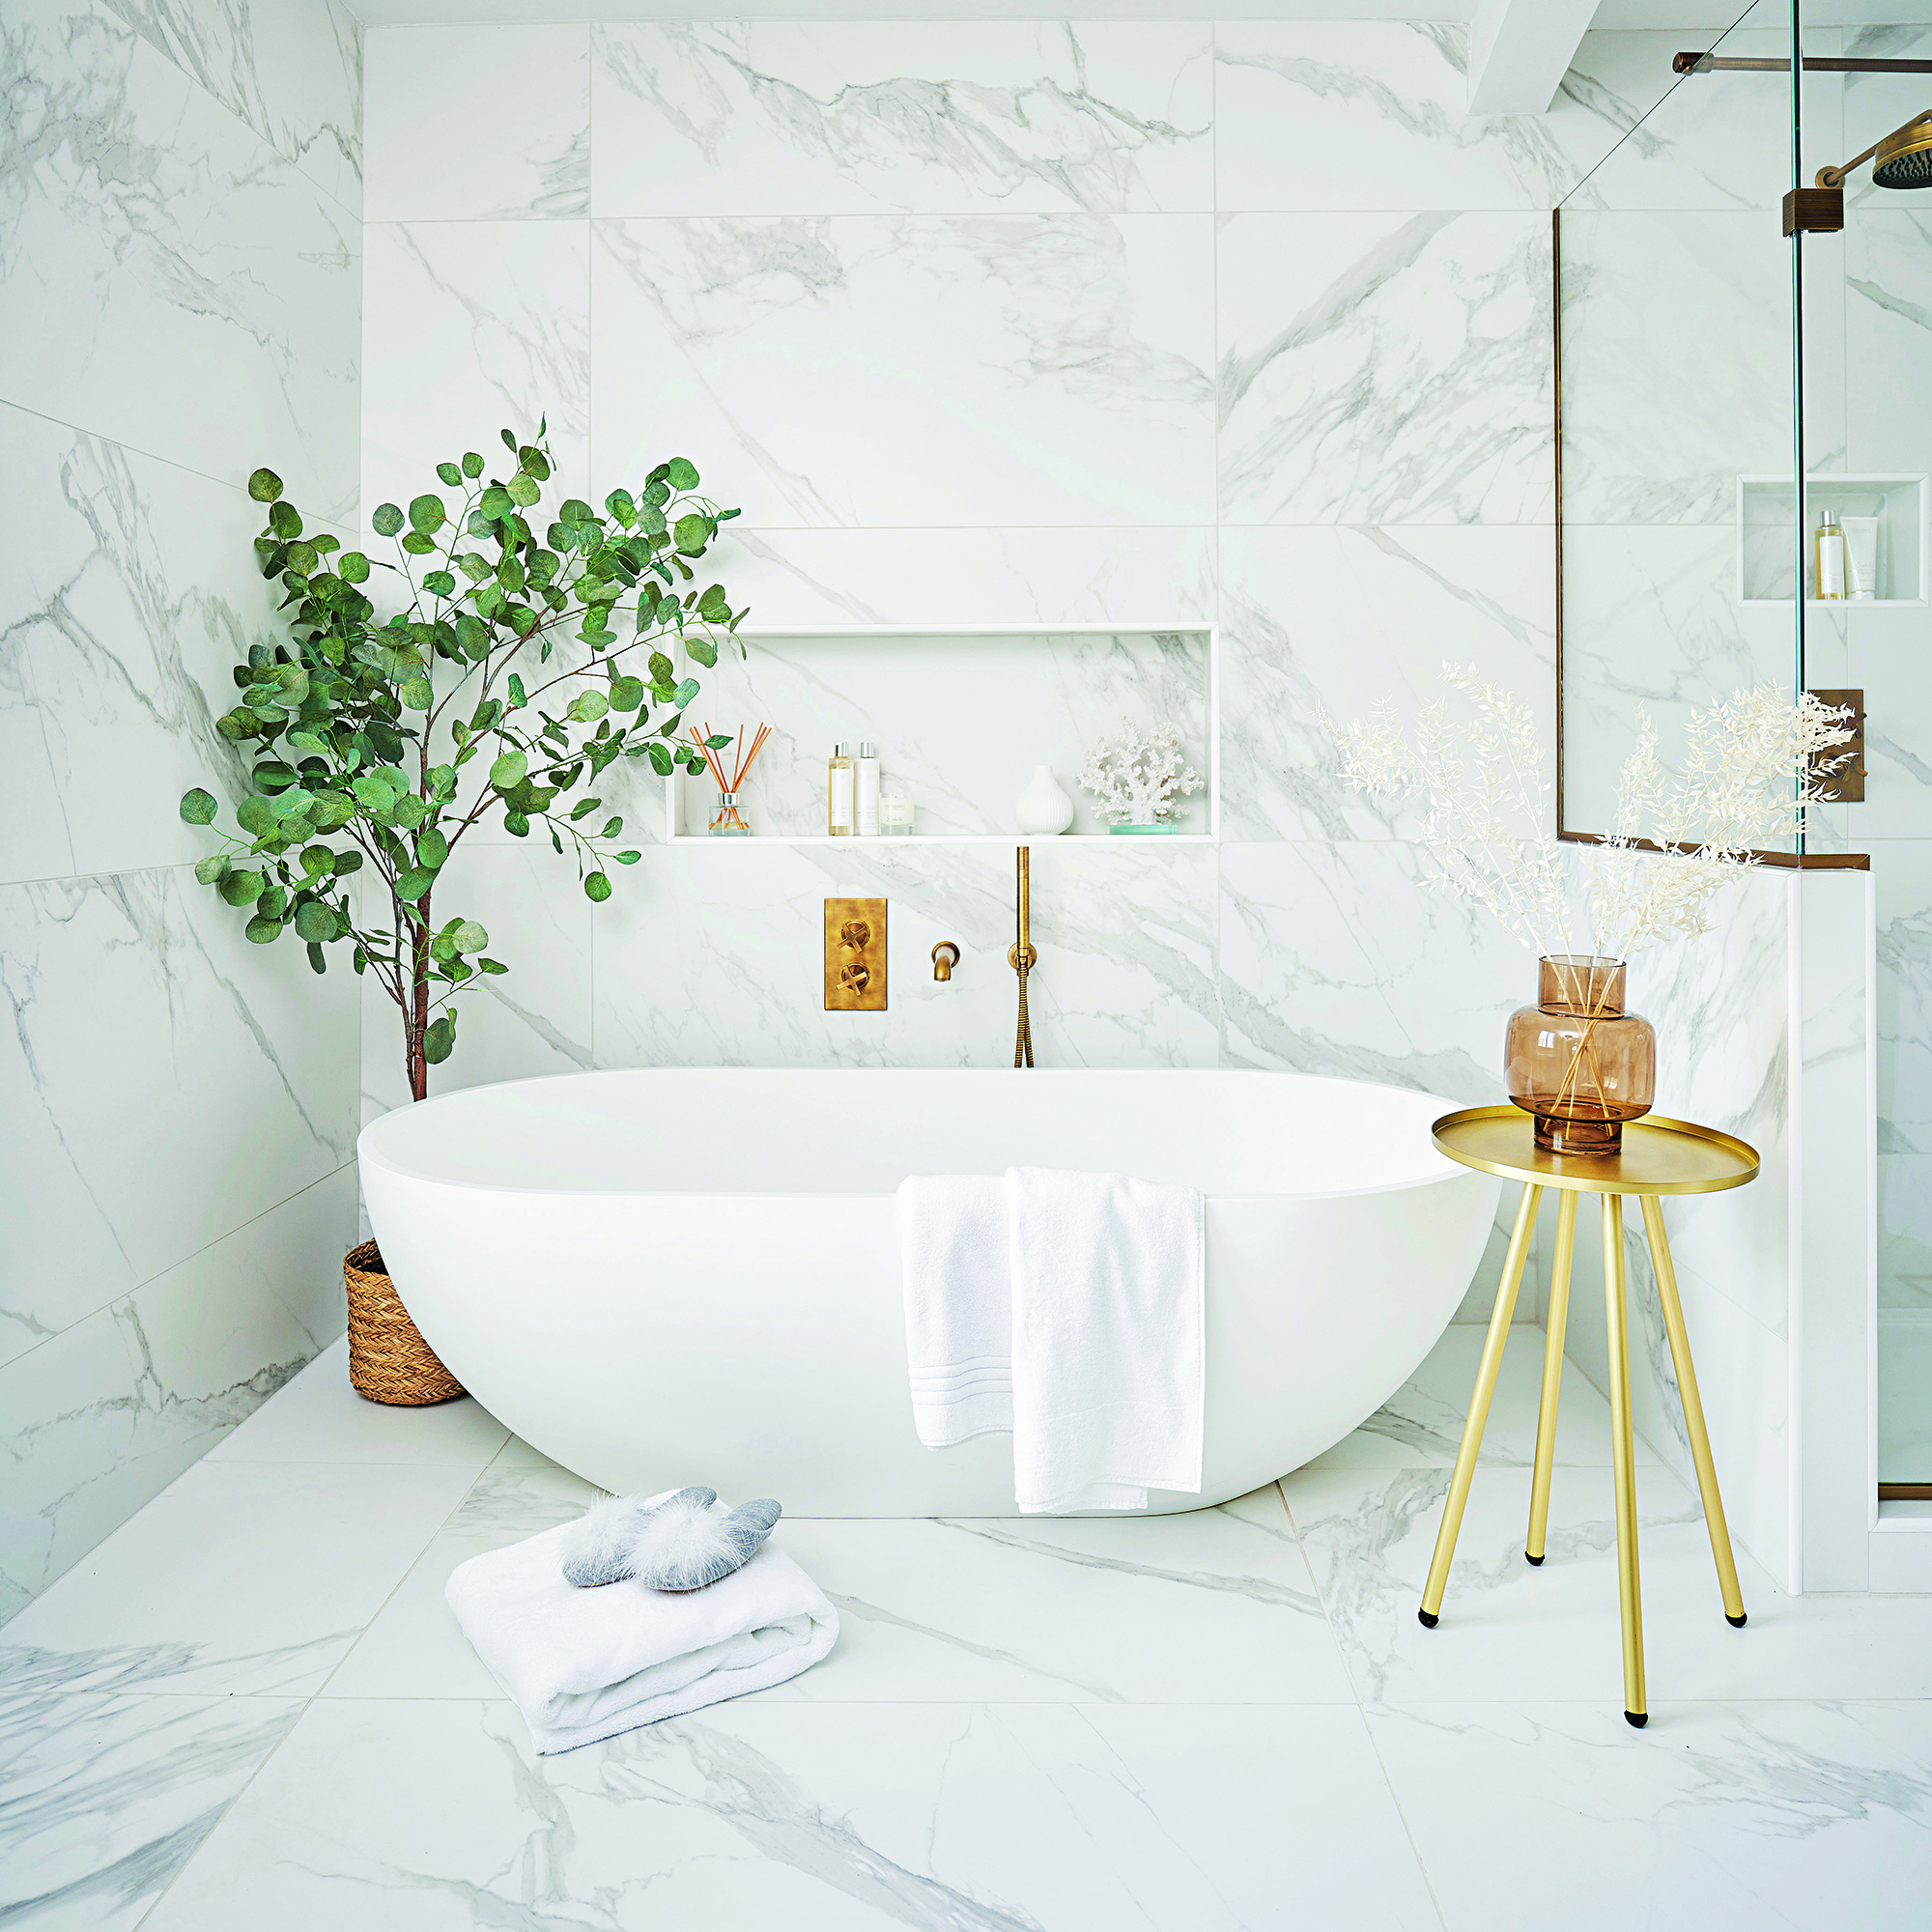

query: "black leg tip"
xmin=1524 ymin=1550 xmax=1545 ymax=1566
xmin=1726 ymin=1611 xmax=1747 ymax=1628
xmin=1625 ymin=1710 xmax=1648 ymax=1728
xmin=1417 ymin=1608 xmax=1438 ymax=1629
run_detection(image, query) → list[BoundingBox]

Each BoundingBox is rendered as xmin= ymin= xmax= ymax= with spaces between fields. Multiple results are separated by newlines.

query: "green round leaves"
xmin=666 ymin=457 xmax=699 ymax=492
xmin=338 ymin=551 xmax=370 ymax=583
xmin=409 ymin=494 xmax=446 ymax=535
xmin=294 ymin=901 xmax=338 ymax=943
xmin=244 ymin=915 xmax=282 ymax=944
xmin=490 ymin=749 xmax=527 ymax=791
xmin=399 ymin=675 xmax=434 ymax=711
xmin=180 ymin=786 xmax=218 ymax=824
xmin=248 ymin=468 xmax=284 ymax=503
xmin=583 ymin=871 xmax=612 ymax=903
xmin=372 ymin=502 xmax=405 ymax=537
xmin=462 ymin=451 xmax=484 ymax=478
xmin=436 ymin=462 xmax=463 ymax=488
xmin=607 ymin=675 xmax=644 ymax=713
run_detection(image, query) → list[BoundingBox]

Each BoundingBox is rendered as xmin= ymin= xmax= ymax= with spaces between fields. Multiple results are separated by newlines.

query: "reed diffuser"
xmin=688 ymin=723 xmax=772 ymax=836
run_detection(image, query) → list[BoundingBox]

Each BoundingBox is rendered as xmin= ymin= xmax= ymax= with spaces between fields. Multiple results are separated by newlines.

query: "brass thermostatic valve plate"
xmin=825 ymin=898 xmax=887 ymax=1011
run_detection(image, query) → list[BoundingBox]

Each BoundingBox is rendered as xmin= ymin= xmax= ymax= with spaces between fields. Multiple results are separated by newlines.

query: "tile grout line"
xmin=1273 ymin=1476 xmax=1454 ymax=1932
xmin=128 ymin=1454 xmax=501 ymax=1930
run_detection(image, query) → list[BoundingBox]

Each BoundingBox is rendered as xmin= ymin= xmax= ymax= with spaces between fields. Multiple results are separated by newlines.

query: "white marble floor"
xmin=5 ymin=1324 xmax=1928 ymax=1931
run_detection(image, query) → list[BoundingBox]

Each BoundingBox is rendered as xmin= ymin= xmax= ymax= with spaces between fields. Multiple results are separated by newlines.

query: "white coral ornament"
xmin=1077 ymin=718 xmax=1204 ymax=825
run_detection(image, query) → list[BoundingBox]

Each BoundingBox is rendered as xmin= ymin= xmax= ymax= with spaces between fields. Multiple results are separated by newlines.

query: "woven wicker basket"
xmin=343 ymin=1239 xmax=464 ymax=1406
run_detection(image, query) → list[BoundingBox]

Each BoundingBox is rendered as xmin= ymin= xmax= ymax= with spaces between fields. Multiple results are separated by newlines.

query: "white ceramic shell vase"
xmin=1013 ymin=764 xmax=1075 ymax=835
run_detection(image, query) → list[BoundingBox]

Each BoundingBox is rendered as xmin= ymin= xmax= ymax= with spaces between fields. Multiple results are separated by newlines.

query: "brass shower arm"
xmin=1817 ymin=109 xmax=1932 ymax=189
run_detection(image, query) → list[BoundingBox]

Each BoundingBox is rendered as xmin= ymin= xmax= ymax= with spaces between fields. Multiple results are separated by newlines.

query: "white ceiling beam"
xmin=1466 ymin=0 xmax=1598 ymax=116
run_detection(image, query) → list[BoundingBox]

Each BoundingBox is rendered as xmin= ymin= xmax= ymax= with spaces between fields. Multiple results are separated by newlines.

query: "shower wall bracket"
xmin=1782 ymin=187 xmax=1843 ymax=237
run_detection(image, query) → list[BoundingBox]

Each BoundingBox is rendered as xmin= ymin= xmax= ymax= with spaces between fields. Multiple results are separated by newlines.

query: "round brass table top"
xmin=1431 ymin=1105 xmax=1760 ymax=1197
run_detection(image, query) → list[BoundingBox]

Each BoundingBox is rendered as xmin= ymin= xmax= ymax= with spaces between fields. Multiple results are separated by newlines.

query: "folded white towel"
xmin=898 ymin=1174 xmax=1014 ymax=1447
xmin=445 ymin=1492 xmax=838 ymax=1753
xmin=1008 ymin=1165 xmax=1205 ymax=1514
xmin=897 ymin=1166 xmax=1206 ymax=1514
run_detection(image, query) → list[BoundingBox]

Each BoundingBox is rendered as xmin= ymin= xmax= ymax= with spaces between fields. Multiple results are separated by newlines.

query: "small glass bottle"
xmin=1505 ymin=955 xmax=1657 ymax=1155
xmin=708 ymin=790 xmax=751 ymax=837
xmin=827 ymin=743 xmax=855 ymax=837
xmin=880 ymin=783 xmax=914 ymax=837
xmin=855 ymin=741 xmax=880 ymax=837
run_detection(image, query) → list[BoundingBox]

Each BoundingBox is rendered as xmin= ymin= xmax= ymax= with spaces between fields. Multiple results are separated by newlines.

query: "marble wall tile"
xmin=364 ymin=26 xmax=587 ymax=222
xmin=1218 ymin=525 xmax=1554 ymax=842
xmin=0 ymin=1168 xmax=351 ymax=1620
xmin=1560 ymin=29 xmax=1820 ymax=213
xmin=1559 ymin=523 xmax=1795 ymax=838
xmin=591 ymin=21 xmax=1213 ymax=217
xmin=0 ymin=3 xmax=359 ymax=523
xmin=1216 ymin=20 xmax=1589 ymax=214
xmin=1218 ymin=840 xmax=1522 ymax=1101
xmin=0 ymin=405 xmax=331 ymax=887
xmin=711 ymin=525 xmax=1215 ymax=632
xmin=1875 ymin=839 xmax=1932 ymax=1155
xmin=1879 ymin=1307 xmax=1932 ymax=1482
xmin=1845 ymin=209 xmax=1932 ymax=477
xmin=0 ymin=1687 xmax=302 ymax=1931
xmin=1879 ymin=1153 xmax=1932 ymax=1314
xmin=361 ymin=220 xmax=590 ymax=526
xmin=0 ymin=867 xmax=356 ymax=1367
xmin=102 ymin=0 xmax=362 ymax=213
xmin=664 ymin=629 xmax=1208 ymax=838
xmin=591 ymin=839 xmax=1219 ymax=1071
xmin=1842 ymin=22 xmax=1932 ymax=218
xmin=591 ymin=213 xmax=1215 ymax=529
xmin=1557 ymin=210 xmax=1789 ymax=526
xmin=1218 ymin=212 xmax=1552 ymax=526
xmin=359 ymin=841 xmax=594 ymax=1124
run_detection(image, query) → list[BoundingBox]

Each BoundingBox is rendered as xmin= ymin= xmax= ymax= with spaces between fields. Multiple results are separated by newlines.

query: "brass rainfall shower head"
xmin=1818 ymin=109 xmax=1932 ymax=191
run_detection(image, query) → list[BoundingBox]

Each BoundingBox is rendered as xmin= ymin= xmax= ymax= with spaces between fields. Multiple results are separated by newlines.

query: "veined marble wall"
xmin=0 ymin=0 xmax=362 ymax=1617
xmin=355 ymin=23 xmax=1828 ymax=1572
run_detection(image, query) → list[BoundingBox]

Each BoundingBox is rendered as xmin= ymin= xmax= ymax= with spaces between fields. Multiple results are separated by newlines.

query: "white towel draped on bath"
xmin=445 ymin=1496 xmax=838 ymax=1753
xmin=896 ymin=1165 xmax=1206 ymax=1514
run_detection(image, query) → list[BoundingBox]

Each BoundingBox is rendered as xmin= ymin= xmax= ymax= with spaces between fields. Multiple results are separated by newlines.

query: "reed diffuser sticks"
xmin=687 ymin=722 xmax=772 ymax=797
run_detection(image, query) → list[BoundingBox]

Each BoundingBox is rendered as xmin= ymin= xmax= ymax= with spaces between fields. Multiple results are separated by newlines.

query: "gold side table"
xmin=1421 ymin=1105 xmax=1760 ymax=1728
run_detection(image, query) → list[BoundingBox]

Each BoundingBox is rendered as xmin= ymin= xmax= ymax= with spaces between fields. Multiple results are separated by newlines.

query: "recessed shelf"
xmin=664 ymin=622 xmax=1219 ymax=843
xmin=665 ymin=833 xmax=1216 ymax=847
xmin=1737 ymin=473 xmax=1928 ymax=606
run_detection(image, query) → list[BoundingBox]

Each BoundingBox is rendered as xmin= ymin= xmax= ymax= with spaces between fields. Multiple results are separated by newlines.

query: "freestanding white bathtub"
xmin=358 ymin=1068 xmax=1499 ymax=1515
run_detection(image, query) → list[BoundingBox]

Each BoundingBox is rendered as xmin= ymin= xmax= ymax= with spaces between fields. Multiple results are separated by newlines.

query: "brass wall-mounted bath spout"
xmin=931 ymin=941 xmax=960 ymax=981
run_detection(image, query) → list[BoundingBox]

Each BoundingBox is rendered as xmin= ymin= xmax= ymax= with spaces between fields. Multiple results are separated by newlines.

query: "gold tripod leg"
xmin=1603 ymin=1193 xmax=1647 ymax=1726
xmin=1419 ymin=1182 xmax=1542 ymax=1628
xmin=1525 ymin=1189 xmax=1577 ymax=1566
xmin=1639 ymin=1195 xmax=1747 ymax=1628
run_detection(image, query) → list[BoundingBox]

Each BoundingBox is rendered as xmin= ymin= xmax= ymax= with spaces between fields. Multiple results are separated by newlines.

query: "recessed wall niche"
xmin=665 ymin=626 xmax=1217 ymax=843
xmin=1738 ymin=474 xmax=1928 ymax=606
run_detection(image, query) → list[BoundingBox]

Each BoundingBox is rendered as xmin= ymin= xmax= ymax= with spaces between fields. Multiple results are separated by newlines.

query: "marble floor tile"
xmin=1284 ymin=1462 xmax=1932 ymax=1708
xmin=322 ymin=1463 xmax=598 ymax=1701
xmin=206 ymin=1339 xmax=511 ymax=1468
xmin=1371 ymin=1699 xmax=1932 ymax=1932
xmin=0 ymin=1461 xmax=475 ymax=1698
xmin=1311 ymin=1322 xmax=1664 ymax=1471
xmin=142 ymin=1696 xmax=1440 ymax=1932
xmin=753 ymin=1488 xmax=1353 ymax=1704
xmin=0 ymin=1687 xmax=301 ymax=1932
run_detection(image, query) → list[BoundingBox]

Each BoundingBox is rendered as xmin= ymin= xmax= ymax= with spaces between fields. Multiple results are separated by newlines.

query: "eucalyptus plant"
xmin=178 ymin=426 xmax=745 ymax=1100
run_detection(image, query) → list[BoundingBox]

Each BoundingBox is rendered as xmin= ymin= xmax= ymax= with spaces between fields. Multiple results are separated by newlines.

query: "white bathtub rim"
xmin=357 ymin=1065 xmax=1489 ymax=1208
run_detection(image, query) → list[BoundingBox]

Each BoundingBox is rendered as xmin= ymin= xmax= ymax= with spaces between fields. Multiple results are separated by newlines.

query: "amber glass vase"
xmin=1505 ymin=955 xmax=1657 ymax=1155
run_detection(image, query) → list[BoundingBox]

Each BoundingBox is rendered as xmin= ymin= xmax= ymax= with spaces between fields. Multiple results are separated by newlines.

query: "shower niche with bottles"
xmin=1736 ymin=474 xmax=1927 ymax=605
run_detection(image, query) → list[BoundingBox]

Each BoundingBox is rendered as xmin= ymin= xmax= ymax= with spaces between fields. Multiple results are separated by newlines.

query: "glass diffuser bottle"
xmin=1505 ymin=955 xmax=1657 ymax=1155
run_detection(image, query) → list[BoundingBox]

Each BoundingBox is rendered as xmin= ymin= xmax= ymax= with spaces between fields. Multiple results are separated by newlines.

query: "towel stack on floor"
xmin=446 ymin=1489 xmax=838 ymax=1753
xmin=899 ymin=1164 xmax=1206 ymax=1514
